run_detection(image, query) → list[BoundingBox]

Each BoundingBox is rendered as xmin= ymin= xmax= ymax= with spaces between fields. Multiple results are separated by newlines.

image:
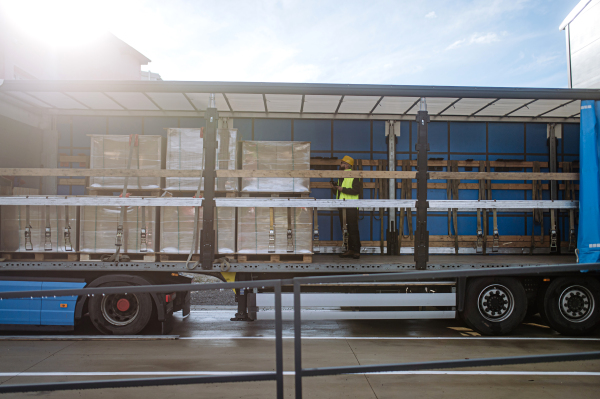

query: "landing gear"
xmin=543 ymin=277 xmax=600 ymax=336
xmin=461 ymin=277 xmax=527 ymax=335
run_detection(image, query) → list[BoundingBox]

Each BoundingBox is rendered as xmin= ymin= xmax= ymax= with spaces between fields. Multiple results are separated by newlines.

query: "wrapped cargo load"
xmin=237 ymin=207 xmax=312 ymax=254
xmin=160 ymin=207 xmax=235 ymax=254
xmin=80 ymin=206 xmax=156 ymax=253
xmin=165 ymin=128 xmax=238 ymax=191
xmin=241 ymin=141 xmax=310 ymax=193
xmin=1 ymin=205 xmax=77 ymax=252
xmin=89 ymin=135 xmax=163 ymax=189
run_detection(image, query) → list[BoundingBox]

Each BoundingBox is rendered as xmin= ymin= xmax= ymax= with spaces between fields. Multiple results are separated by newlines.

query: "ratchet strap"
xmin=103 ymin=134 xmax=137 ymax=262
xmin=447 ymin=160 xmax=459 ymax=253
xmin=44 ymin=205 xmax=52 ymax=251
xmin=286 ymin=207 xmax=294 ymax=252
xmin=140 ymin=205 xmax=147 ymax=252
xmin=476 ymin=161 xmax=486 ymax=254
xmin=486 ymin=161 xmax=499 ymax=253
xmin=377 ymin=160 xmax=384 ymax=254
xmin=398 ymin=160 xmax=413 ymax=250
xmin=342 ymin=208 xmax=348 ymax=252
xmin=64 ymin=206 xmax=72 ymax=251
xmin=24 ymin=205 xmax=33 ymax=250
xmin=268 ymin=207 xmax=276 ymax=253
xmin=564 ymin=162 xmax=577 ymax=251
xmin=313 ymin=207 xmax=320 ymax=253
xmin=530 ymin=161 xmax=544 ymax=252
xmin=186 ymin=131 xmax=204 ymax=270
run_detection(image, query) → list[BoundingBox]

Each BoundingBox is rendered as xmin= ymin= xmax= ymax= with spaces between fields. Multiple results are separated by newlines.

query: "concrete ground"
xmin=1 ymin=309 xmax=599 ymax=398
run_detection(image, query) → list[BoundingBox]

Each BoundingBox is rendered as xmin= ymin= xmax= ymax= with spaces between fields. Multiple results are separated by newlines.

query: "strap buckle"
xmin=286 ymin=229 xmax=294 ymax=252
xmin=64 ymin=226 xmax=72 ymax=252
xmin=115 ymin=225 xmax=124 ymax=247
xmin=343 ymin=228 xmax=349 ymax=251
xmin=550 ymin=229 xmax=558 ymax=252
xmin=476 ymin=229 xmax=483 ymax=254
xmin=24 ymin=225 xmax=33 ymax=251
xmin=268 ymin=228 xmax=275 ymax=253
xmin=44 ymin=227 xmax=52 ymax=251
xmin=313 ymin=228 xmax=320 ymax=253
xmin=492 ymin=229 xmax=499 ymax=253
xmin=140 ymin=227 xmax=147 ymax=252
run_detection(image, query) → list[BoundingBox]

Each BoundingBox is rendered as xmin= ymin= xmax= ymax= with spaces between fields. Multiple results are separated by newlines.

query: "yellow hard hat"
xmin=341 ymin=155 xmax=354 ymax=166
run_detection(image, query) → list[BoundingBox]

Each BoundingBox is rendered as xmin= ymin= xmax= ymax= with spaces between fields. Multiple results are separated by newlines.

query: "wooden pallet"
xmin=236 ymin=254 xmax=313 ymax=263
xmin=239 ymin=192 xmax=310 ymax=198
xmin=158 ymin=253 xmax=235 ymax=262
xmin=1 ymin=252 xmax=79 ymax=261
xmin=79 ymin=253 xmax=158 ymax=262
xmin=87 ymin=188 xmax=162 ymax=196
xmin=162 ymin=190 xmax=237 ymax=198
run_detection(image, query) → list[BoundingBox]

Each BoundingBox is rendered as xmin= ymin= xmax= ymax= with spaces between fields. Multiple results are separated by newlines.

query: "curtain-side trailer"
xmin=0 ymin=80 xmax=599 ymax=336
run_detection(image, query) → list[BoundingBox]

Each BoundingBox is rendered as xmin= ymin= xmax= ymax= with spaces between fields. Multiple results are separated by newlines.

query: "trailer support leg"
xmin=414 ymin=99 xmax=430 ymax=270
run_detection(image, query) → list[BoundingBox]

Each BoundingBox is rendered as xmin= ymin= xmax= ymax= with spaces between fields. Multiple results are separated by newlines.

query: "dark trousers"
xmin=338 ymin=208 xmax=361 ymax=253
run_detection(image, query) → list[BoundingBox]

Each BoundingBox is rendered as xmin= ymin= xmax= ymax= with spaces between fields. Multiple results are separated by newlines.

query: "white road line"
xmin=1 ymin=371 xmax=599 ymax=377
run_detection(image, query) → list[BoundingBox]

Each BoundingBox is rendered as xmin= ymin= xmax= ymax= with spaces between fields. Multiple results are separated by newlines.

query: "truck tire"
xmin=88 ymin=281 xmax=153 ymax=335
xmin=543 ymin=277 xmax=600 ymax=336
xmin=461 ymin=277 xmax=527 ymax=336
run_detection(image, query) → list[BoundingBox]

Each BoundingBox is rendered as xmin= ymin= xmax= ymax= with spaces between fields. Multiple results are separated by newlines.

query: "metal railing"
xmin=0 ymin=263 xmax=599 ymax=397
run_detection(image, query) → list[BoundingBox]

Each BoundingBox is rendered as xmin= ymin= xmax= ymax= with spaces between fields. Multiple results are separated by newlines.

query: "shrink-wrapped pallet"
xmin=160 ymin=207 xmax=235 ymax=254
xmin=89 ymin=135 xmax=163 ymax=189
xmin=1 ymin=205 xmax=77 ymax=252
xmin=165 ymin=128 xmax=238 ymax=191
xmin=237 ymin=207 xmax=312 ymax=254
xmin=80 ymin=206 xmax=156 ymax=253
xmin=241 ymin=141 xmax=310 ymax=193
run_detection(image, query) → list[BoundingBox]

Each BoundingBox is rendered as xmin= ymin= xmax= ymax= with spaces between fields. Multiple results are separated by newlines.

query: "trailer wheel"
xmin=461 ymin=277 xmax=527 ymax=336
xmin=88 ymin=282 xmax=153 ymax=335
xmin=543 ymin=277 xmax=600 ymax=336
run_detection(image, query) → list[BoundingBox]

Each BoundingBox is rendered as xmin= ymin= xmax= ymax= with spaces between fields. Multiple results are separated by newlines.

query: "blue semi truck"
xmin=0 ymin=80 xmax=598 ymax=336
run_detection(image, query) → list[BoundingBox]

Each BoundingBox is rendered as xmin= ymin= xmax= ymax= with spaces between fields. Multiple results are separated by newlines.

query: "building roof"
xmin=559 ymin=0 xmax=592 ymax=30
xmin=1 ymin=80 xmax=598 ymax=122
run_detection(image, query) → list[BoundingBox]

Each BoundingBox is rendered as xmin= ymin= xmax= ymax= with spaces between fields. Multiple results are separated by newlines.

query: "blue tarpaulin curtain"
xmin=577 ymin=100 xmax=600 ymax=263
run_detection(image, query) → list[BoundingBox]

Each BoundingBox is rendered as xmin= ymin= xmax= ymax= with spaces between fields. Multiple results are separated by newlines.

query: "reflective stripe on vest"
xmin=336 ymin=170 xmax=359 ymax=200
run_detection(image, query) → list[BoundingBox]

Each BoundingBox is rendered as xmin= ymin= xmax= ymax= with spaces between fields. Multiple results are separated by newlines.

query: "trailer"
xmin=0 ymin=80 xmax=599 ymax=336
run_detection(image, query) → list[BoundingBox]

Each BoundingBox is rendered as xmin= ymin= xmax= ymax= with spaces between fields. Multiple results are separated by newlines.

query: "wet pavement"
xmin=1 ymin=308 xmax=599 ymax=398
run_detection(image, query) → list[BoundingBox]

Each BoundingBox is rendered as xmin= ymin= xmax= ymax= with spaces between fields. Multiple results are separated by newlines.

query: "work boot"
xmin=339 ymin=250 xmax=352 ymax=258
xmin=350 ymin=250 xmax=360 ymax=259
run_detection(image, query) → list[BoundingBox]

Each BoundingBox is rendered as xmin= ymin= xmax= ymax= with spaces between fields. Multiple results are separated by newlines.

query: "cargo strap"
xmin=476 ymin=161 xmax=486 ymax=254
xmin=377 ymin=160 xmax=384 ymax=254
xmin=486 ymin=161 xmax=499 ymax=252
xmin=398 ymin=160 xmax=413 ymax=251
xmin=342 ymin=208 xmax=348 ymax=252
xmin=44 ymin=205 xmax=52 ymax=251
xmin=313 ymin=207 xmax=320 ymax=253
xmin=186 ymin=136 xmax=204 ymax=270
xmin=103 ymin=134 xmax=137 ymax=263
xmin=530 ymin=161 xmax=544 ymax=252
xmin=64 ymin=206 xmax=72 ymax=251
xmin=268 ymin=207 xmax=276 ymax=253
xmin=140 ymin=206 xmax=147 ymax=252
xmin=286 ymin=207 xmax=294 ymax=252
xmin=446 ymin=160 xmax=459 ymax=253
xmin=24 ymin=205 xmax=33 ymax=251
xmin=564 ymin=162 xmax=577 ymax=251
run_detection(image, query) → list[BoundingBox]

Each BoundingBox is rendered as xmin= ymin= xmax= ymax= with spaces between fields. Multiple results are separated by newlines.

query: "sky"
xmin=1 ymin=0 xmax=582 ymax=87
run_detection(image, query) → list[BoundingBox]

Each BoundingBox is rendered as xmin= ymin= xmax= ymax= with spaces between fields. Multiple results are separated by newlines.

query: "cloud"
xmin=425 ymin=11 xmax=436 ymax=18
xmin=446 ymin=33 xmax=500 ymax=50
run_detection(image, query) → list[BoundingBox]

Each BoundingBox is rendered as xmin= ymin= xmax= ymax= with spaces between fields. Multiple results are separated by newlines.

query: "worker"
xmin=331 ymin=155 xmax=361 ymax=259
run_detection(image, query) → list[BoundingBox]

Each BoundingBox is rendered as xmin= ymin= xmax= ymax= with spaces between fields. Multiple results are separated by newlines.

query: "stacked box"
xmin=0 ymin=205 xmax=77 ymax=252
xmin=165 ymin=128 xmax=238 ymax=191
xmin=160 ymin=207 xmax=235 ymax=254
xmin=241 ymin=141 xmax=310 ymax=193
xmin=80 ymin=206 xmax=156 ymax=253
xmin=237 ymin=207 xmax=312 ymax=254
xmin=89 ymin=135 xmax=163 ymax=189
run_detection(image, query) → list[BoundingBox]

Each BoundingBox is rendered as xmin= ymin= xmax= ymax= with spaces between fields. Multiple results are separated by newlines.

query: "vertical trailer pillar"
xmin=548 ymin=124 xmax=560 ymax=252
xmin=41 ymin=116 xmax=58 ymax=195
xmin=414 ymin=99 xmax=430 ymax=270
xmin=200 ymin=94 xmax=218 ymax=270
xmin=386 ymin=121 xmax=399 ymax=255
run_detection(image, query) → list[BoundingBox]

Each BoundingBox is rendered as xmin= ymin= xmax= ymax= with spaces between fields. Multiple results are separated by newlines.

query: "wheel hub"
xmin=101 ymin=294 xmax=140 ymax=326
xmin=478 ymin=284 xmax=515 ymax=322
xmin=559 ymin=285 xmax=594 ymax=323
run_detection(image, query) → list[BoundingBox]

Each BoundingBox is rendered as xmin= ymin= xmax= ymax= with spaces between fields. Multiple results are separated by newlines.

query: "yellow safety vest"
xmin=336 ymin=170 xmax=359 ymax=200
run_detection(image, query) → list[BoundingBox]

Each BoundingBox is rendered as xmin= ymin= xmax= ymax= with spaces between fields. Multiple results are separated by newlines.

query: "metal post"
xmin=549 ymin=124 xmax=559 ymax=252
xmin=293 ymin=280 xmax=302 ymax=399
xmin=201 ymin=94 xmax=218 ymax=270
xmin=274 ymin=281 xmax=284 ymax=399
xmin=387 ymin=121 xmax=397 ymax=255
xmin=414 ymin=98 xmax=430 ymax=270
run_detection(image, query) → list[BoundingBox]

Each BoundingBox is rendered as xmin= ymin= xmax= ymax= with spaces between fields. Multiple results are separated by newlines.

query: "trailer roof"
xmin=2 ymin=80 xmax=599 ymax=122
